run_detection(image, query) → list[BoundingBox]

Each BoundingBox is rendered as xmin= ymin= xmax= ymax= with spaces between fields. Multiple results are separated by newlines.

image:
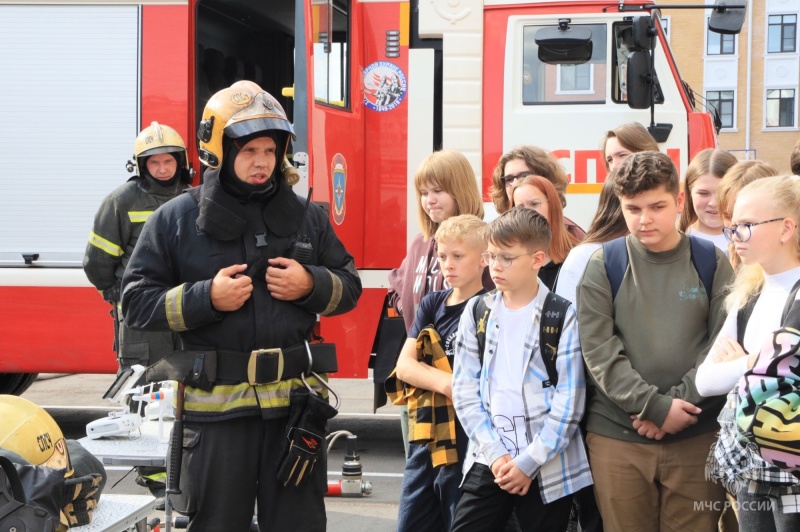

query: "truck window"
xmin=313 ymin=0 xmax=350 ymax=108
xmin=611 ymin=21 xmax=664 ymax=105
xmin=522 ymin=23 xmax=607 ymax=105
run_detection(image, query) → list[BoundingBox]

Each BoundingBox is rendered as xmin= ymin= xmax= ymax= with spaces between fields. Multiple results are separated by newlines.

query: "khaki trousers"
xmin=587 ymin=431 xmax=725 ymax=532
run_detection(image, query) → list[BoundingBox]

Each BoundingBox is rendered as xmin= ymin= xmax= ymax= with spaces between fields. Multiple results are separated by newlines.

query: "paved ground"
xmin=24 ymin=374 xmax=405 ymax=531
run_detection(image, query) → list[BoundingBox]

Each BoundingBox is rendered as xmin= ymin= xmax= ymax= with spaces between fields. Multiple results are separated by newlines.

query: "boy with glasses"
xmin=577 ymin=151 xmax=734 ymax=531
xmin=450 ymin=206 xmax=592 ymax=531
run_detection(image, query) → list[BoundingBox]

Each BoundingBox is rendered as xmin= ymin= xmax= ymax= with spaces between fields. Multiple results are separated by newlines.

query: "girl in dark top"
xmin=510 ymin=175 xmax=578 ymax=290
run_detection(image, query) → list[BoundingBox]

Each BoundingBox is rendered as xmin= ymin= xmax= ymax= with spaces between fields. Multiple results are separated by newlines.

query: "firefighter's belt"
xmin=149 ymin=343 xmax=337 ymax=386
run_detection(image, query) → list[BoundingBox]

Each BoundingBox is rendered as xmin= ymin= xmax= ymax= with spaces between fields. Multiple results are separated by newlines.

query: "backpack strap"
xmin=473 ymin=291 xmax=493 ymax=365
xmin=602 ymin=236 xmax=629 ymax=300
xmin=782 ymin=279 xmax=800 ymax=323
xmin=736 ymin=291 xmax=761 ymax=347
xmin=0 ymin=455 xmax=26 ymax=505
xmin=732 ymin=279 xmax=800 ymax=348
xmin=473 ymin=290 xmax=569 ymax=388
xmin=604 ymin=235 xmax=717 ymax=301
xmin=687 ymin=235 xmax=717 ymax=300
xmin=539 ymin=292 xmax=571 ymax=388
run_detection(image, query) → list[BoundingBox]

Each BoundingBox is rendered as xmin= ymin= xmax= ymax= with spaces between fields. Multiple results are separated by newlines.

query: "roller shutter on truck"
xmin=0 ymin=5 xmax=139 ymax=267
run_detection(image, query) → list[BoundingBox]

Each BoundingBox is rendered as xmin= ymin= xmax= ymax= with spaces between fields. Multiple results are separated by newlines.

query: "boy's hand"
xmin=490 ymin=454 xmax=511 ymax=478
xmin=495 ymin=461 xmax=533 ymax=495
xmin=660 ymin=398 xmax=701 ymax=434
xmin=631 ymin=416 xmax=666 ymax=440
xmin=711 ymin=337 xmax=747 ymax=363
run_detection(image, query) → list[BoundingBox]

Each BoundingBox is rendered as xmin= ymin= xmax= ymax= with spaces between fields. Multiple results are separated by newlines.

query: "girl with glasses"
xmin=698 ymin=175 xmax=800 ymax=532
xmin=678 ymin=148 xmax=738 ymax=253
xmin=489 ymin=146 xmax=586 ymax=242
xmin=716 ymin=160 xmax=778 ymax=270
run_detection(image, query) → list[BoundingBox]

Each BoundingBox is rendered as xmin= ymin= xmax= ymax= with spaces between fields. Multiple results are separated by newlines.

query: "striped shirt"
xmin=452 ymin=282 xmax=593 ymax=503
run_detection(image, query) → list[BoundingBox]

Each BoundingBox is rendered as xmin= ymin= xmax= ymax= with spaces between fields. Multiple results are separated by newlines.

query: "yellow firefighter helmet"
xmin=133 ymin=121 xmax=189 ymax=175
xmin=197 ymin=81 xmax=296 ymax=169
xmin=0 ymin=395 xmax=72 ymax=475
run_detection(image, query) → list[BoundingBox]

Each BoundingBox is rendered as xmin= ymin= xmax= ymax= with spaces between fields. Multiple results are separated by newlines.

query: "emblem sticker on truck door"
xmin=363 ymin=61 xmax=407 ymax=112
xmin=331 ymin=154 xmax=347 ymax=225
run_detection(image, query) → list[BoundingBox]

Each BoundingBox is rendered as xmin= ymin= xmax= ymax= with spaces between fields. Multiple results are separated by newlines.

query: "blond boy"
xmin=394 ymin=214 xmax=488 ymax=531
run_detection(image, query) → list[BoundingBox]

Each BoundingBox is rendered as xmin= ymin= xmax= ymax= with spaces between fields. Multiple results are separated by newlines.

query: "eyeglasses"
xmin=722 ymin=218 xmax=784 ymax=243
xmin=481 ymin=251 xmax=535 ymax=268
xmin=502 ymin=171 xmax=533 ymax=187
xmin=520 ymin=199 xmax=545 ymax=211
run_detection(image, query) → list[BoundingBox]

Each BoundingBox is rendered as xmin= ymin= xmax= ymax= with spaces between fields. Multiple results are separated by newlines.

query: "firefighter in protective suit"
xmin=83 ymin=122 xmax=191 ymax=505
xmin=121 ymin=81 xmax=362 ymax=530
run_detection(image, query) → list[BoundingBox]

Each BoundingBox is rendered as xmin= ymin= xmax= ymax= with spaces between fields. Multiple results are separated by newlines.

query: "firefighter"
xmin=83 ymin=121 xmax=192 ymax=507
xmin=121 ymin=81 xmax=362 ymax=530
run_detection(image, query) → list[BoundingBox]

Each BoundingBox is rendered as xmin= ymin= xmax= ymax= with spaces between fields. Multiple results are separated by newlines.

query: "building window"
xmin=558 ymin=63 xmax=592 ymax=92
xmin=768 ymin=14 xmax=797 ymax=53
xmin=766 ymin=89 xmax=795 ymax=127
xmin=707 ymin=21 xmax=735 ymax=55
xmin=660 ymin=16 xmax=670 ymax=43
xmin=706 ymin=90 xmax=735 ymax=129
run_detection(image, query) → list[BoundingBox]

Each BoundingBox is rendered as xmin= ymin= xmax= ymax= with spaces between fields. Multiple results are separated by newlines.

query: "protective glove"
xmin=60 ymin=473 xmax=102 ymax=528
xmin=277 ymin=388 xmax=337 ymax=487
xmin=102 ymin=281 xmax=121 ymax=303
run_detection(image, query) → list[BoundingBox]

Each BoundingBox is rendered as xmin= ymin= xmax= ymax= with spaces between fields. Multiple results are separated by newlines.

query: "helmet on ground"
xmin=133 ymin=121 xmax=189 ymax=176
xmin=198 ymin=81 xmax=296 ymax=169
xmin=0 ymin=395 xmax=72 ymax=475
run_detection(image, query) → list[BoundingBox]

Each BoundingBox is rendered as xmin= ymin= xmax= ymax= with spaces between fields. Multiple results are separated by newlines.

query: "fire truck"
xmin=0 ymin=0 xmax=744 ymax=394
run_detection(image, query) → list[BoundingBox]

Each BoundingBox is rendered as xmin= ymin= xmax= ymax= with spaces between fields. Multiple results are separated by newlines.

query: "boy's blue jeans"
xmin=396 ymin=441 xmax=464 ymax=532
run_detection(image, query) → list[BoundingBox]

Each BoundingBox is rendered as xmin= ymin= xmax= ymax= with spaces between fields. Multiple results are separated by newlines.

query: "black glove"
xmin=61 ymin=473 xmax=102 ymax=528
xmin=277 ymin=388 xmax=338 ymax=488
xmin=102 ymin=281 xmax=121 ymax=303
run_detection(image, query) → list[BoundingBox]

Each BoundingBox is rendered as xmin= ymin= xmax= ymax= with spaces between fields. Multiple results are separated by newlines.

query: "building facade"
xmin=668 ymin=0 xmax=799 ymax=173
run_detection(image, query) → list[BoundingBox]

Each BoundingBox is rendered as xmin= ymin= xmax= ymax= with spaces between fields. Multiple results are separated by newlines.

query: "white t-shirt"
xmin=686 ymin=226 xmax=729 ymax=255
xmin=696 ymin=266 xmax=800 ymax=397
xmin=479 ymin=297 xmax=538 ymax=462
xmin=555 ymin=242 xmax=602 ymax=305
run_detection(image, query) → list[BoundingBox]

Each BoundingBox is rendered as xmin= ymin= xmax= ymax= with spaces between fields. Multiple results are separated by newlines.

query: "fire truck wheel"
xmin=0 ymin=373 xmax=37 ymax=395
xmin=12 ymin=373 xmax=38 ymax=395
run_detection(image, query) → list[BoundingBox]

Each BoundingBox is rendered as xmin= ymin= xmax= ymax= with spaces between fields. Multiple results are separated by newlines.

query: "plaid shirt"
xmin=452 ymin=283 xmax=593 ymax=503
xmin=709 ymin=389 xmax=800 ymax=498
xmin=384 ymin=327 xmax=459 ymax=467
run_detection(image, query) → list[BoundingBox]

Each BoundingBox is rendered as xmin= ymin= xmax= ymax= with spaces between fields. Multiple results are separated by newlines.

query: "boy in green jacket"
xmin=576 ymin=151 xmax=733 ymax=531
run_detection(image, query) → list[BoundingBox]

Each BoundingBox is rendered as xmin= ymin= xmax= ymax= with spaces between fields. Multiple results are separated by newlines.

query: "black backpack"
xmin=0 ymin=456 xmax=56 ymax=532
xmin=473 ymin=290 xmax=571 ymax=388
xmin=603 ymin=235 xmax=717 ymax=300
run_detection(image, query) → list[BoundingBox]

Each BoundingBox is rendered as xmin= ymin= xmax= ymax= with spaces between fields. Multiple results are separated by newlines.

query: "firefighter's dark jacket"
xmin=121 ymin=168 xmax=362 ymax=420
xmin=84 ymin=174 xmax=189 ymax=297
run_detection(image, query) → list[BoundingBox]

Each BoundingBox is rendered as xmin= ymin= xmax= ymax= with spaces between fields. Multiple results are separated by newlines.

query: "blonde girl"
xmin=385 ymin=150 xmax=485 ymax=455
xmin=697 ymin=175 xmax=800 ymax=532
xmin=716 ymin=160 xmax=779 ymax=269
